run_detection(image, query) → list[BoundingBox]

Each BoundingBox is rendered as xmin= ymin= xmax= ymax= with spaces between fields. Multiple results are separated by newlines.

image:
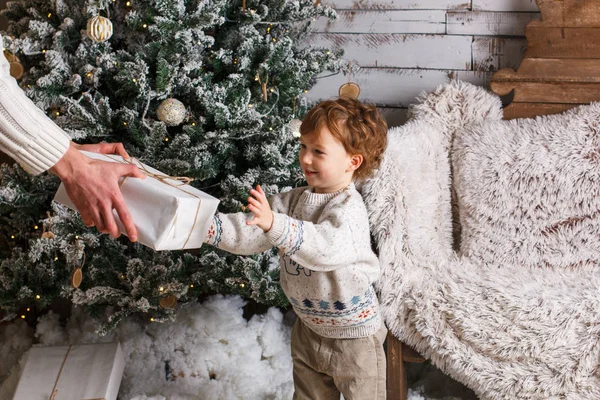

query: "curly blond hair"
xmin=300 ymin=97 xmax=388 ymax=181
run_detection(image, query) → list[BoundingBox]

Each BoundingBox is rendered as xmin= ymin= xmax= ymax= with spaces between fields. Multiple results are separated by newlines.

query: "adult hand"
xmin=50 ymin=142 xmax=146 ymax=241
xmin=246 ymin=185 xmax=274 ymax=232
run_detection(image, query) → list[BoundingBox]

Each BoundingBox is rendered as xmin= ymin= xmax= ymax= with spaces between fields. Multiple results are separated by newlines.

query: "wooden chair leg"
xmin=386 ymin=331 xmax=408 ymax=400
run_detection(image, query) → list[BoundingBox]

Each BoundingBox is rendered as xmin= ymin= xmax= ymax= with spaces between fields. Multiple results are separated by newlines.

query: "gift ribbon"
xmin=104 ymin=154 xmax=202 ymax=249
xmin=49 ymin=345 xmax=107 ymax=400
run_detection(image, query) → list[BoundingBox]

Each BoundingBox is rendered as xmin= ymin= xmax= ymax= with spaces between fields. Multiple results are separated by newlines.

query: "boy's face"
xmin=299 ymin=126 xmax=362 ymax=193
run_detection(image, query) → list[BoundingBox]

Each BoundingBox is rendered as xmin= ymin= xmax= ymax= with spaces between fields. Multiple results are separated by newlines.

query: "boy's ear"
xmin=348 ymin=154 xmax=363 ymax=171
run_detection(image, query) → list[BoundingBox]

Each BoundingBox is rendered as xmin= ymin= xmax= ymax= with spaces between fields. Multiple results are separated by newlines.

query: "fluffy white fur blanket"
xmin=360 ymin=81 xmax=600 ymax=399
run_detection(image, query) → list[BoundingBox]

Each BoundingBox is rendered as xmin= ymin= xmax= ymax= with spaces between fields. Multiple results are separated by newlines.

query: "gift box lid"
xmin=12 ymin=342 xmax=125 ymax=400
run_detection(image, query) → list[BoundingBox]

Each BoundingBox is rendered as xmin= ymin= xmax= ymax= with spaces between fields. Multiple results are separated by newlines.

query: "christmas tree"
xmin=0 ymin=0 xmax=343 ymax=333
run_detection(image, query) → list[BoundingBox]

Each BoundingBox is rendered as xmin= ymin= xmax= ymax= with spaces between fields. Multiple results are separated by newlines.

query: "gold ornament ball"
xmin=86 ymin=16 xmax=113 ymax=42
xmin=157 ymin=98 xmax=187 ymax=126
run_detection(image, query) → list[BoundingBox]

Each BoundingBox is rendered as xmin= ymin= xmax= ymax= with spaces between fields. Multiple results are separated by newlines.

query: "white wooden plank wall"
xmin=304 ymin=0 xmax=540 ymax=126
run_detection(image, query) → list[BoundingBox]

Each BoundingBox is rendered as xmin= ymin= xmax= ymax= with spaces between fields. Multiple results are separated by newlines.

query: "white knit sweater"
xmin=204 ymin=183 xmax=382 ymax=339
xmin=0 ymin=34 xmax=70 ymax=174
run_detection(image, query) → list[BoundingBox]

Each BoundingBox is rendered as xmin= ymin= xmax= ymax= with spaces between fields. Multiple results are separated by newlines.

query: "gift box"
xmin=54 ymin=151 xmax=219 ymax=250
xmin=12 ymin=342 xmax=125 ymax=400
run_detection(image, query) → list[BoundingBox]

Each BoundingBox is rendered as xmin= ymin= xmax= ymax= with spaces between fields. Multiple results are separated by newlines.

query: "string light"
xmin=248 ymin=104 xmax=253 ymax=108
xmin=54 ymin=256 xmax=58 ymax=261
xmin=190 ymin=284 xmax=194 ymax=288
xmin=75 ymin=235 xmax=79 ymax=239
xmin=123 ymin=122 xmax=127 ymax=126
xmin=240 ymin=283 xmax=245 ymax=288
xmin=55 ymin=111 xmax=60 ymax=116
xmin=126 ymin=1 xmax=131 ymax=6
xmin=191 ymin=122 xmax=196 ymax=126
xmin=34 ymin=225 xmax=39 ymax=230
xmin=164 ymin=137 xmax=169 ymax=142
xmin=26 ymin=308 xmax=30 ymax=312
xmin=142 ymin=24 xmax=147 ymax=28
xmin=21 ymin=315 xmax=25 ymax=319
xmin=150 ymin=318 xmax=155 ymax=322
xmin=42 ymin=49 xmax=46 ymax=53
xmin=159 ymin=286 xmax=164 ymax=292
xmin=10 ymin=235 xmax=14 ymax=239
xmin=132 ymin=78 xmax=137 ymax=83
xmin=36 ymin=295 xmax=41 ymax=299
xmin=47 ymin=13 xmax=52 ymax=18
xmin=120 ymin=274 xmax=125 ymax=279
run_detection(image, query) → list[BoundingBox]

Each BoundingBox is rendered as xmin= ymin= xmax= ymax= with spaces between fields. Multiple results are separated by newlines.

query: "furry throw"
xmin=360 ymin=81 xmax=600 ymax=400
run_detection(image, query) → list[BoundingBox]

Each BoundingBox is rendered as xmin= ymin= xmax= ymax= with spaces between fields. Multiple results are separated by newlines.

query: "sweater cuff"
xmin=266 ymin=212 xmax=288 ymax=246
xmin=0 ymin=37 xmax=71 ymax=175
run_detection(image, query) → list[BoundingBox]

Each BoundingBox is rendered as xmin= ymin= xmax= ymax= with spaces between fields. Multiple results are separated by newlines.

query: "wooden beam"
xmin=446 ymin=11 xmax=540 ymax=36
xmin=306 ymin=68 xmax=493 ymax=107
xmin=321 ymin=0 xmax=470 ymax=10
xmin=472 ymin=0 xmax=540 ymax=12
xmin=537 ymin=0 xmax=600 ymax=27
xmin=313 ymin=10 xmax=447 ymax=34
xmin=386 ymin=332 xmax=408 ymax=400
xmin=498 ymin=81 xmax=600 ymax=103
xmin=491 ymin=59 xmax=600 ymax=85
xmin=502 ymin=102 xmax=576 ymax=119
xmin=305 ymin=34 xmax=472 ymax=69
xmin=525 ymin=25 xmax=600 ymax=58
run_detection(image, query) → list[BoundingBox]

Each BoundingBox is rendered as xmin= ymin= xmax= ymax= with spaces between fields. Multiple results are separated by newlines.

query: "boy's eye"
xmin=315 ymin=149 xmax=325 ymax=155
xmin=299 ymin=143 xmax=306 ymax=149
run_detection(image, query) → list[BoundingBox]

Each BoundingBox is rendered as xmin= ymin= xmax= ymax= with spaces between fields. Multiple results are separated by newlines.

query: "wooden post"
xmin=386 ymin=332 xmax=407 ymax=400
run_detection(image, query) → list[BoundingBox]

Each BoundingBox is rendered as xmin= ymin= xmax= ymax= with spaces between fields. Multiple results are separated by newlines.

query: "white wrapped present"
xmin=12 ymin=342 xmax=125 ymax=400
xmin=54 ymin=151 xmax=219 ymax=250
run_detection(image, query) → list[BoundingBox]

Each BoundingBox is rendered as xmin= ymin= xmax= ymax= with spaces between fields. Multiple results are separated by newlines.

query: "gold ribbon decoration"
xmin=105 ymin=155 xmax=202 ymax=249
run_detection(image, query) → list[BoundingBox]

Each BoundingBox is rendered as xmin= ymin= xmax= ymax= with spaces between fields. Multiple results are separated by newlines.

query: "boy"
xmin=205 ymin=97 xmax=388 ymax=399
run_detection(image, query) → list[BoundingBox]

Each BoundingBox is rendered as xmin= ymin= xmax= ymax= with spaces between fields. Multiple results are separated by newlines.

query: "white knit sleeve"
xmin=204 ymin=213 xmax=273 ymax=255
xmin=266 ymin=204 xmax=359 ymax=272
xmin=0 ymin=34 xmax=70 ymax=175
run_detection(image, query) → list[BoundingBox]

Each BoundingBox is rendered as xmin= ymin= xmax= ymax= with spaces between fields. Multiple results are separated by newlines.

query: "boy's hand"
xmin=246 ymin=185 xmax=274 ymax=232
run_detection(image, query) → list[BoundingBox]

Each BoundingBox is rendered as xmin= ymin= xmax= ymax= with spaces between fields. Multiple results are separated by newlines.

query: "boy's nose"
xmin=300 ymin=153 xmax=311 ymax=165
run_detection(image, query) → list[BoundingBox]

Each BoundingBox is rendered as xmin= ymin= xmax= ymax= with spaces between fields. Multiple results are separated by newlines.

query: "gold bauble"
xmin=86 ymin=16 xmax=113 ymax=43
xmin=157 ymin=98 xmax=187 ymax=126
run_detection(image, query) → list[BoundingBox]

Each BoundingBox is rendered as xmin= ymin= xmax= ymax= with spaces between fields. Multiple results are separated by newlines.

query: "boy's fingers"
xmin=247 ymin=197 xmax=261 ymax=208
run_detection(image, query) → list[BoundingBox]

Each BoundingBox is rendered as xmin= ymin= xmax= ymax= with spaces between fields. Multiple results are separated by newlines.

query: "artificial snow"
xmin=0 ymin=295 xmax=474 ymax=399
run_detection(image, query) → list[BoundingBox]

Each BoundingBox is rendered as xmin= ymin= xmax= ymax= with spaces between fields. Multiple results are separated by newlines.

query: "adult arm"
xmin=0 ymin=35 xmax=144 ymax=240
